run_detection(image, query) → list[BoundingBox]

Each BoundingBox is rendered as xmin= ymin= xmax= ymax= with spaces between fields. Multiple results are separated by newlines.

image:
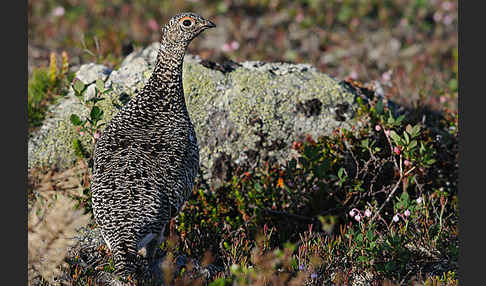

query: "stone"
xmin=28 ymin=42 xmax=359 ymax=186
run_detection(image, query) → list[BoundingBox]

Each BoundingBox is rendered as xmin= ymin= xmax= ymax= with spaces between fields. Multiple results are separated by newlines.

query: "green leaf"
xmin=369 ymin=241 xmax=376 ymax=250
xmin=95 ymin=79 xmax=104 ymax=92
xmin=73 ymin=138 xmax=88 ymax=158
xmin=70 ymin=114 xmax=83 ymax=126
xmin=376 ymin=99 xmax=384 ymax=114
xmin=409 ymin=140 xmax=417 ymax=149
xmin=361 ymin=139 xmax=369 ymax=148
xmin=401 ymin=192 xmax=410 ymax=204
xmin=90 ymin=106 xmax=104 ymax=122
xmin=73 ymin=79 xmax=85 ymax=94
xmin=357 ymin=255 xmax=367 ymax=262
xmin=290 ymin=259 xmax=297 ymax=270
xmin=420 ymin=142 xmax=426 ymax=152
xmin=338 ymin=167 xmax=345 ymax=179
xmin=253 ymin=182 xmax=262 ymax=192
xmin=395 ymin=201 xmax=403 ymax=209
xmin=390 ymin=130 xmax=402 ymax=145
xmin=412 ymin=124 xmax=421 ymax=138
xmin=209 ymin=278 xmax=231 ymax=286
xmin=366 ymin=229 xmax=374 ymax=240
xmin=406 ymin=124 xmax=413 ymax=135
xmin=403 ymin=132 xmax=410 ymax=144
xmin=396 ymin=115 xmax=405 ymax=124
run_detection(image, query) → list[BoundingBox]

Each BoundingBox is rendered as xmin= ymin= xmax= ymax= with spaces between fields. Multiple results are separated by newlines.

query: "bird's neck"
xmin=151 ymin=41 xmax=187 ymax=84
xmin=140 ymin=41 xmax=190 ymax=116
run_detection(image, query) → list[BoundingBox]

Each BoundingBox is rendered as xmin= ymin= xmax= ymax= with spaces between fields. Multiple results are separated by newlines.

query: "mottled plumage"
xmin=91 ymin=13 xmax=215 ymax=280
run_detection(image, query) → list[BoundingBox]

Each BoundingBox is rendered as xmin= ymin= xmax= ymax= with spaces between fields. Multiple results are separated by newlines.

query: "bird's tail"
xmin=112 ymin=241 xmax=149 ymax=281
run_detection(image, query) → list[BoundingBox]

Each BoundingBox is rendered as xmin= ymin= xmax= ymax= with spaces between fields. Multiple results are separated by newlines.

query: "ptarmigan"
xmin=91 ymin=12 xmax=215 ymax=281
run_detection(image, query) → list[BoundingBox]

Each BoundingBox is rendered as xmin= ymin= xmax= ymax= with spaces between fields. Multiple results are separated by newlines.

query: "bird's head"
xmin=161 ymin=12 xmax=216 ymax=47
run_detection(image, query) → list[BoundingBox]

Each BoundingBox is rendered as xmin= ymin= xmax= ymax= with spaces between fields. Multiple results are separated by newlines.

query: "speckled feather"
xmin=91 ymin=13 xmax=215 ymax=279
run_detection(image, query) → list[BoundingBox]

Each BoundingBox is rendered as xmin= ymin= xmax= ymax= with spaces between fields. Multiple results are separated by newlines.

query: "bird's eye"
xmin=180 ymin=17 xmax=194 ymax=27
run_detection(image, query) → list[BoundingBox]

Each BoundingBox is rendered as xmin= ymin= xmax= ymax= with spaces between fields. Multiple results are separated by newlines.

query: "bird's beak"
xmin=204 ymin=19 xmax=216 ymax=29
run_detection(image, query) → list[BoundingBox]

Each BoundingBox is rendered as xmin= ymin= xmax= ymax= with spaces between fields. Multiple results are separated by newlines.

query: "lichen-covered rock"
xmin=28 ymin=42 xmax=359 ymax=185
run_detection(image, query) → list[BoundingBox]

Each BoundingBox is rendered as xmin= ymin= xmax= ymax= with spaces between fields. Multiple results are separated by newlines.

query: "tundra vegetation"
xmin=28 ymin=0 xmax=458 ymax=285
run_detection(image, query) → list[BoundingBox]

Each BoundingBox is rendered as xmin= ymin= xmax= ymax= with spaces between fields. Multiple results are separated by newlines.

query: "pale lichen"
xmin=28 ymin=43 xmax=358 ymax=184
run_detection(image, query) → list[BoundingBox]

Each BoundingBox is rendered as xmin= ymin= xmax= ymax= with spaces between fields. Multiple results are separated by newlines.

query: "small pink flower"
xmin=147 ymin=19 xmax=159 ymax=31
xmin=443 ymin=15 xmax=454 ymax=26
xmin=94 ymin=131 xmax=101 ymax=139
xmin=364 ymin=209 xmax=372 ymax=217
xmin=296 ymin=11 xmax=304 ymax=23
xmin=349 ymin=209 xmax=356 ymax=217
xmin=417 ymin=197 xmax=423 ymax=204
xmin=381 ymin=70 xmax=392 ymax=83
xmin=222 ymin=43 xmax=231 ymax=52
xmin=355 ymin=214 xmax=361 ymax=222
xmin=393 ymin=146 xmax=401 ymax=155
xmin=349 ymin=71 xmax=358 ymax=80
xmin=404 ymin=209 xmax=410 ymax=217
xmin=230 ymin=40 xmax=240 ymax=50
xmin=404 ymin=160 xmax=411 ymax=166
xmin=384 ymin=130 xmax=391 ymax=137
xmin=375 ymin=125 xmax=381 ymax=132
xmin=222 ymin=40 xmax=240 ymax=52
xmin=52 ymin=6 xmax=65 ymax=17
xmin=392 ymin=214 xmax=399 ymax=222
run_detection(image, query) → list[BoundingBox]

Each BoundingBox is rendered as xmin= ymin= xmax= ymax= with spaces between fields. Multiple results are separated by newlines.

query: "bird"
xmin=90 ymin=12 xmax=215 ymax=282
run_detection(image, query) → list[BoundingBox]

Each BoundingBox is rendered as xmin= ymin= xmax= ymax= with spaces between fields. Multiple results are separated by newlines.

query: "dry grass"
xmin=28 ymin=195 xmax=90 ymax=284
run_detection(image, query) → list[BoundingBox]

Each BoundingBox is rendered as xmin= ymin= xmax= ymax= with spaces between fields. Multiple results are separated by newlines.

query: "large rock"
xmin=28 ymin=42 xmax=359 ymax=184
